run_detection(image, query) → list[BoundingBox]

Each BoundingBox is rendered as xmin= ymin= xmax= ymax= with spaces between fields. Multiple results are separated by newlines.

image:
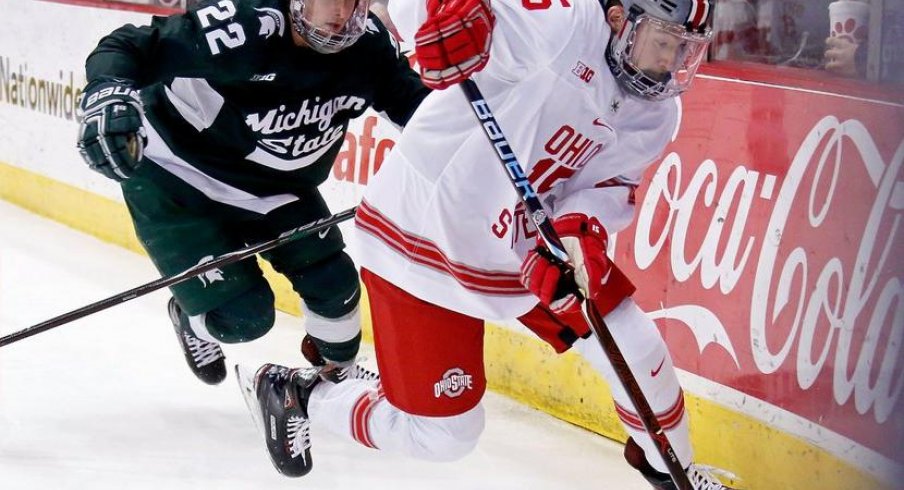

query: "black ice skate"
xmin=168 ymin=297 xmax=226 ymax=385
xmin=624 ymin=437 xmax=737 ymax=490
xmin=235 ymin=363 xmax=321 ymax=478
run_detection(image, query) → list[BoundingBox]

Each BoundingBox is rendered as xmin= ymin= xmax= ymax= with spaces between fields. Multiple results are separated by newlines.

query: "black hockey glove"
xmin=76 ymin=79 xmax=147 ymax=182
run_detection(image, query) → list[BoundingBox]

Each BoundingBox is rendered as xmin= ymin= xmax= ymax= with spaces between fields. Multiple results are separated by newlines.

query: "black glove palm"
xmin=76 ymin=79 xmax=147 ymax=182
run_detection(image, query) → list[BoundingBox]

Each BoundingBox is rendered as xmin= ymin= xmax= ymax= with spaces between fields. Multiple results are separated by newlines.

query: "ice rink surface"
xmin=0 ymin=200 xmax=650 ymax=490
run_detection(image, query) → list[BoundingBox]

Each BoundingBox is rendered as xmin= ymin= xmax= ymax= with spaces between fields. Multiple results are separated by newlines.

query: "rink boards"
xmin=1 ymin=1 xmax=902 ymax=489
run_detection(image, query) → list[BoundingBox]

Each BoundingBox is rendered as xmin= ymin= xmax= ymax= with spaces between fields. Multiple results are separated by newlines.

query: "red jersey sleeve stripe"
xmin=356 ymin=201 xmax=529 ymax=295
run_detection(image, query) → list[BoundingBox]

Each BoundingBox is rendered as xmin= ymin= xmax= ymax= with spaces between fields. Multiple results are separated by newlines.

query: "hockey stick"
xmin=461 ymin=79 xmax=694 ymax=490
xmin=0 ymin=206 xmax=358 ymax=348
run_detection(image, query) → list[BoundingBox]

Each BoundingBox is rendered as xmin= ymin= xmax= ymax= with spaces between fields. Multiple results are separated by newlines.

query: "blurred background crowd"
xmin=92 ymin=0 xmax=904 ymax=84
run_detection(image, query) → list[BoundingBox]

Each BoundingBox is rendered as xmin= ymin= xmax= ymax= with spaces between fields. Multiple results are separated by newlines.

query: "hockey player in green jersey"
xmin=76 ymin=0 xmax=429 ymax=385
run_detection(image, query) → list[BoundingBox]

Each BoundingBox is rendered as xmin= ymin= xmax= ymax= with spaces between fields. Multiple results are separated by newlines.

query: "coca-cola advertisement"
xmin=617 ymin=72 xmax=903 ymax=481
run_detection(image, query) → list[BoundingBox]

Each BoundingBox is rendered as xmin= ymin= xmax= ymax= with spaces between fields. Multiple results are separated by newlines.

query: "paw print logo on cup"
xmin=829 ymin=0 xmax=870 ymax=43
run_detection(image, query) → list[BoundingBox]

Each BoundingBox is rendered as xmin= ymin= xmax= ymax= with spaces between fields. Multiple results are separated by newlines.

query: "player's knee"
xmin=407 ymin=404 xmax=486 ymax=462
xmin=288 ymin=252 xmax=360 ymax=319
xmin=205 ymin=284 xmax=276 ymax=343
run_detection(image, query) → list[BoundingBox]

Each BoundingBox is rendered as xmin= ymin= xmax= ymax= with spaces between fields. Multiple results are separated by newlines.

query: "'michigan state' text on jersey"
xmin=86 ymin=0 xmax=428 ymax=213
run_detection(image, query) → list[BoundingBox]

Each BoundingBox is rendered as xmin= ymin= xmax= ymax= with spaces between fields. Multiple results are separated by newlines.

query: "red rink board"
xmin=617 ymin=62 xmax=903 ymax=464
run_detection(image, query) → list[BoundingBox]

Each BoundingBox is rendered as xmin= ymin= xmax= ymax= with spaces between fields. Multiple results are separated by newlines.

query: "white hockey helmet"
xmin=606 ymin=0 xmax=713 ymax=100
xmin=289 ymin=0 xmax=371 ymax=54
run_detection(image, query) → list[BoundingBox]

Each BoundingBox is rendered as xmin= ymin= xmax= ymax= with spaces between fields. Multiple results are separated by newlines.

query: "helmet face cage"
xmin=290 ymin=0 xmax=371 ymax=54
xmin=607 ymin=1 xmax=713 ymax=100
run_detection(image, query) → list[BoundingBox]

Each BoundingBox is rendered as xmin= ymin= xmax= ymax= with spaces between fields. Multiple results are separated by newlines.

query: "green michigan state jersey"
xmin=85 ymin=0 xmax=428 ymax=203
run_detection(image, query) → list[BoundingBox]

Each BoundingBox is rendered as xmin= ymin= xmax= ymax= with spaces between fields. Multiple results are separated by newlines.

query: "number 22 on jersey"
xmin=196 ymin=0 xmax=247 ymax=55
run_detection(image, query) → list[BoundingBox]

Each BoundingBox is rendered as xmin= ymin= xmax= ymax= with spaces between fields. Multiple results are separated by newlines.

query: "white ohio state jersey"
xmin=356 ymin=0 xmax=679 ymax=320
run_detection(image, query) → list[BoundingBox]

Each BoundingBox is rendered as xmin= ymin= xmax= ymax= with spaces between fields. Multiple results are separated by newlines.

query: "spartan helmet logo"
xmin=255 ymin=7 xmax=286 ymax=39
xmin=195 ymin=255 xmax=226 ymax=288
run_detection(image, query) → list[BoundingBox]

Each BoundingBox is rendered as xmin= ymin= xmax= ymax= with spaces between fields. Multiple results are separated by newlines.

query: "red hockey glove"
xmin=520 ymin=214 xmax=635 ymax=316
xmin=414 ymin=0 xmax=494 ymax=90
xmin=521 ymin=246 xmax=582 ymax=314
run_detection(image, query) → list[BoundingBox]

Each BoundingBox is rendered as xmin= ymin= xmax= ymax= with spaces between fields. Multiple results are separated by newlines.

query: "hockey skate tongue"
xmin=290 ymin=366 xmax=323 ymax=388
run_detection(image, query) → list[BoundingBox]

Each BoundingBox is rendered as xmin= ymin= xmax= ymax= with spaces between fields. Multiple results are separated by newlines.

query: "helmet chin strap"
xmin=289 ymin=0 xmax=307 ymax=40
xmin=289 ymin=0 xmax=301 ymax=23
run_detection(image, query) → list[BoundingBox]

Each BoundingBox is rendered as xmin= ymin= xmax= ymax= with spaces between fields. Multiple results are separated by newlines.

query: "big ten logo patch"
xmin=433 ymin=368 xmax=474 ymax=398
xmin=332 ymin=115 xmax=396 ymax=186
xmin=493 ymin=124 xmax=604 ymax=243
xmin=572 ymin=61 xmax=595 ymax=83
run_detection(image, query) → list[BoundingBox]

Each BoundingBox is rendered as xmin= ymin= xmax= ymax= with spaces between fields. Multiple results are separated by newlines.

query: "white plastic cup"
xmin=828 ymin=0 xmax=870 ymax=43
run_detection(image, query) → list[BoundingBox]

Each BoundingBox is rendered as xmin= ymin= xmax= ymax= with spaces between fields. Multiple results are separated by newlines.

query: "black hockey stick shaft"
xmin=461 ymin=79 xmax=693 ymax=490
xmin=0 ymin=206 xmax=358 ymax=348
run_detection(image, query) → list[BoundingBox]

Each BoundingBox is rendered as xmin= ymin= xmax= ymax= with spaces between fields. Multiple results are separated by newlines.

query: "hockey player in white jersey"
xmin=238 ymin=0 xmax=736 ymax=488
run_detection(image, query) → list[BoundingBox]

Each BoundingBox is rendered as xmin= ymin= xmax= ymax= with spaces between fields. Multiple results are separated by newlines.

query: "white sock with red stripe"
xmin=308 ymin=379 xmax=486 ymax=462
xmin=307 ymin=379 xmax=381 ymax=446
xmin=573 ymin=298 xmax=692 ymax=473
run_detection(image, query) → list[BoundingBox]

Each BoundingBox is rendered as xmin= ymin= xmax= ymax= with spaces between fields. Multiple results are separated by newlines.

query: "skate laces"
xmin=182 ymin=332 xmax=224 ymax=367
xmin=342 ymin=355 xmax=379 ymax=382
xmin=349 ymin=362 xmax=380 ymax=382
xmin=286 ymin=415 xmax=312 ymax=458
xmin=687 ymin=464 xmax=730 ymax=490
xmin=318 ymin=356 xmax=380 ymax=383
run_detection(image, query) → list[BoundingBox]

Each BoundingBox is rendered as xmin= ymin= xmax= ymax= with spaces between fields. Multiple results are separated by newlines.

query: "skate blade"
xmin=235 ymin=364 xmax=265 ymax=436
